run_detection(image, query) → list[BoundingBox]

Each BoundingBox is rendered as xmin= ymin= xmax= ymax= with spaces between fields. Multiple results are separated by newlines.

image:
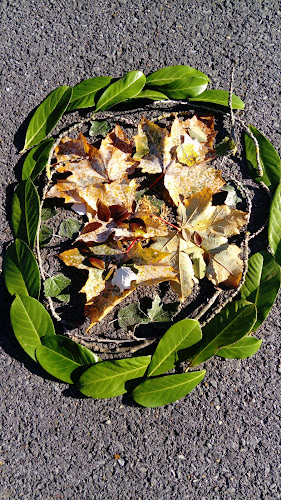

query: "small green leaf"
xmin=39 ymin=225 xmax=53 ymax=247
xmin=3 ymin=239 xmax=40 ymax=298
xmin=215 ymin=136 xmax=237 ymax=156
xmin=240 ymin=250 xmax=281 ymax=331
xmin=147 ymin=295 xmax=177 ymax=323
xmin=77 ymin=356 xmax=151 ymax=398
xmin=10 ymin=295 xmax=55 ymax=361
xmin=147 ymin=319 xmax=202 ymax=377
xmin=44 ymin=273 xmax=71 ymax=299
xmin=89 ymin=120 xmax=111 ymax=138
xmin=218 ymin=337 xmax=262 ymax=359
xmin=22 ymin=138 xmax=54 ymax=181
xmin=95 ymin=71 xmax=146 ymax=112
xmin=146 ymin=65 xmax=209 ymax=87
xmin=36 ymin=335 xmax=100 ymax=384
xmin=132 ymin=370 xmax=206 ymax=407
xmin=67 ymin=76 xmax=111 ymax=111
xmin=189 ymin=90 xmax=245 ymax=109
xmin=130 ymin=89 xmax=169 ymax=101
xmin=23 ymin=86 xmax=72 ymax=150
xmin=58 ymin=218 xmax=82 ymax=238
xmin=269 ymin=182 xmax=281 ymax=266
xmin=189 ymin=300 xmax=257 ymax=367
xmin=41 ymin=206 xmax=58 ymax=221
xmin=244 ymin=125 xmax=281 ymax=192
xmin=118 ymin=302 xmax=148 ymax=329
xmin=11 ymin=179 xmax=40 ymax=249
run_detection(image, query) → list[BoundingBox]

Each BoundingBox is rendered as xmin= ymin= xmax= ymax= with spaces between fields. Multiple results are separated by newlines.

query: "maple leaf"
xmin=133 ymin=115 xmax=224 ymax=204
xmin=150 ymin=188 xmax=248 ymax=300
xmin=46 ymin=126 xmax=138 ymax=217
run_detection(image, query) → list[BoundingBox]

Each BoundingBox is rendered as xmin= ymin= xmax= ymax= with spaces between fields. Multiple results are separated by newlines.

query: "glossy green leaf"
xmin=190 ymin=300 xmax=257 ymax=367
xmin=77 ymin=356 xmax=151 ymax=398
xmin=39 ymin=224 xmax=53 ymax=247
xmin=147 ymin=319 xmax=202 ymax=377
xmin=95 ymin=71 xmax=146 ymax=112
xmin=132 ymin=370 xmax=206 ymax=408
xmin=244 ymin=125 xmax=281 ymax=192
xmin=22 ymin=138 xmax=54 ymax=181
xmin=240 ymin=250 xmax=281 ymax=331
xmin=44 ymin=273 xmax=71 ymax=303
xmin=3 ymin=239 xmax=40 ymax=298
xmin=89 ymin=120 xmax=111 ymax=138
xmin=10 ymin=295 xmax=55 ymax=361
xmin=36 ymin=335 xmax=100 ymax=384
xmin=23 ymin=86 xmax=72 ymax=150
xmin=159 ymin=77 xmax=208 ymax=99
xmin=189 ymin=90 xmax=245 ymax=109
xmin=130 ymin=89 xmax=169 ymax=100
xmin=67 ymin=76 xmax=111 ymax=111
xmin=58 ymin=218 xmax=82 ymax=238
xmin=146 ymin=65 xmax=209 ymax=87
xmin=269 ymin=182 xmax=281 ymax=265
xmin=218 ymin=337 xmax=262 ymax=359
xmin=11 ymin=179 xmax=40 ymax=249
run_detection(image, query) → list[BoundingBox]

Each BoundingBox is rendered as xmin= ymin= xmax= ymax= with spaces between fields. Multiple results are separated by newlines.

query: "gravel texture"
xmin=0 ymin=1 xmax=281 ymax=498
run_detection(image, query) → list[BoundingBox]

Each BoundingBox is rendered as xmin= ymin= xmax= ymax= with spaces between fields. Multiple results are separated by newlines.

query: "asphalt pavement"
xmin=0 ymin=1 xmax=280 ymax=498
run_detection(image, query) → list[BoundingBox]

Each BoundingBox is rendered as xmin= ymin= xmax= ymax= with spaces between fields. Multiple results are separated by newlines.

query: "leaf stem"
xmin=151 ymin=214 xmax=180 ymax=231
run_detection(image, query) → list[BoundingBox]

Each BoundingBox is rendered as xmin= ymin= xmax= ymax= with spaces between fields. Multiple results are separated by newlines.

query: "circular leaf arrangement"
xmin=4 ymin=65 xmax=281 ymax=408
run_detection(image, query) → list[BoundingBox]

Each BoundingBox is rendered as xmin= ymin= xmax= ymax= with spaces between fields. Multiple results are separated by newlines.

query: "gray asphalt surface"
xmin=1 ymin=1 xmax=281 ymax=498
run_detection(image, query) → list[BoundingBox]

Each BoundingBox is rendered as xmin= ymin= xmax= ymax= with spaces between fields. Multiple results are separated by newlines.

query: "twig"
xmin=69 ymin=335 xmax=157 ymax=354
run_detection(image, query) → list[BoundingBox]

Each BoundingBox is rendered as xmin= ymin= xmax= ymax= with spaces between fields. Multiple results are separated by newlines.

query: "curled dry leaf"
xmin=46 ymin=115 xmax=248 ymax=327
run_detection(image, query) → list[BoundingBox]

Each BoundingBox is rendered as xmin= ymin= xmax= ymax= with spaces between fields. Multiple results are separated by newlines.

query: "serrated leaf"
xmin=77 ymin=356 xmax=151 ymax=398
xmin=23 ymin=86 xmax=72 ymax=150
xmin=11 ymin=179 xmax=40 ymax=249
xmin=10 ymin=295 xmax=55 ymax=361
xmin=41 ymin=206 xmax=58 ymax=221
xmin=269 ymin=182 xmax=281 ymax=265
xmin=95 ymin=71 xmax=146 ymax=112
xmin=67 ymin=76 xmax=111 ymax=111
xmin=217 ymin=337 xmax=262 ymax=359
xmin=89 ymin=120 xmax=110 ymax=138
xmin=215 ymin=136 xmax=237 ymax=156
xmin=240 ymin=250 xmax=281 ymax=331
xmin=3 ymin=239 xmax=40 ymax=298
xmin=22 ymin=138 xmax=54 ymax=181
xmin=118 ymin=302 xmax=148 ymax=328
xmin=146 ymin=65 xmax=209 ymax=87
xmin=244 ymin=125 xmax=281 ymax=192
xmin=43 ymin=273 xmax=71 ymax=300
xmin=189 ymin=90 xmax=245 ymax=109
xmin=132 ymin=370 xmax=206 ymax=407
xmin=39 ymin=224 xmax=53 ymax=247
xmin=189 ymin=300 xmax=257 ymax=367
xmin=36 ymin=335 xmax=100 ymax=384
xmin=58 ymin=218 xmax=82 ymax=238
xmin=147 ymin=319 xmax=202 ymax=377
xmin=130 ymin=89 xmax=168 ymax=100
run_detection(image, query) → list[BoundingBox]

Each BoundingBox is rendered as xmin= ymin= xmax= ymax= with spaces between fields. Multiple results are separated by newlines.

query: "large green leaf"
xmin=67 ymin=76 xmax=111 ymax=111
xmin=10 ymin=295 xmax=55 ymax=361
xmin=244 ymin=125 xmax=281 ymax=192
xmin=269 ymin=182 xmax=281 ymax=265
xmin=146 ymin=65 xmax=209 ymax=86
xmin=240 ymin=250 xmax=281 ymax=331
xmin=130 ymin=89 xmax=169 ymax=101
xmin=189 ymin=89 xmax=245 ymax=109
xmin=11 ymin=179 xmax=40 ymax=249
xmin=95 ymin=71 xmax=146 ymax=112
xmin=217 ymin=337 xmax=262 ymax=359
xmin=189 ymin=300 xmax=257 ymax=367
xmin=3 ymin=239 xmax=40 ymax=298
xmin=77 ymin=356 xmax=151 ymax=398
xmin=147 ymin=319 xmax=202 ymax=377
xmin=22 ymin=138 xmax=54 ymax=181
xmin=160 ymin=77 xmax=208 ymax=99
xmin=36 ymin=335 xmax=100 ymax=384
xmin=23 ymin=86 xmax=72 ymax=151
xmin=132 ymin=371 xmax=206 ymax=407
